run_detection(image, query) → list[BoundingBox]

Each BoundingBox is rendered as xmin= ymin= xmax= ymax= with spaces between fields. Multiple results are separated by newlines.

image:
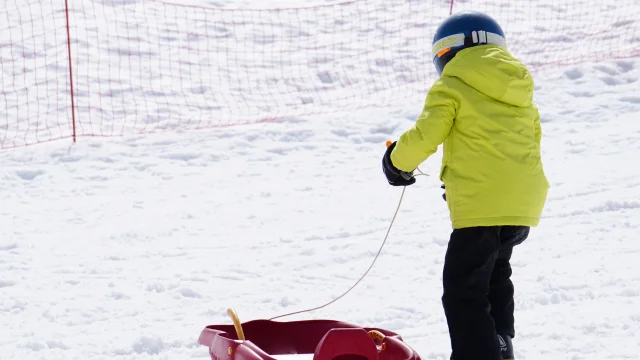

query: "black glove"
xmin=382 ymin=141 xmax=416 ymax=186
xmin=441 ymin=184 xmax=446 ymax=201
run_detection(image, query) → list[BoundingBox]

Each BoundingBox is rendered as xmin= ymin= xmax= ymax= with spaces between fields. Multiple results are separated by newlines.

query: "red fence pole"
xmin=449 ymin=0 xmax=455 ymax=15
xmin=64 ymin=0 xmax=77 ymax=143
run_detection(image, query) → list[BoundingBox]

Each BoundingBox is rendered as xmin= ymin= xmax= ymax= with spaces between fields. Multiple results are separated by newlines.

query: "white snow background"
xmin=2 ymin=0 xmax=640 ymax=359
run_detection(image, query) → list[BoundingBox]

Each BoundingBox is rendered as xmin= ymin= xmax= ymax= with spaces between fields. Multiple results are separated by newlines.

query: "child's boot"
xmin=449 ymin=334 xmax=514 ymax=360
xmin=497 ymin=334 xmax=514 ymax=360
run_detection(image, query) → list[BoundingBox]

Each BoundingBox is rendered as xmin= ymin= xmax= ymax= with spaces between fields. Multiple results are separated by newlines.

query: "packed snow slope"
xmin=2 ymin=1 xmax=640 ymax=360
xmin=2 ymin=56 xmax=640 ymax=360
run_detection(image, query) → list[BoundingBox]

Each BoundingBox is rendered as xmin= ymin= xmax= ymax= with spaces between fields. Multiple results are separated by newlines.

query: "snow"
xmin=2 ymin=0 xmax=640 ymax=360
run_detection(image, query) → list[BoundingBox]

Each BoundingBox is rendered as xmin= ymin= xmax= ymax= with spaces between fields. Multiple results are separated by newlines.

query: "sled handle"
xmin=227 ymin=308 xmax=246 ymax=341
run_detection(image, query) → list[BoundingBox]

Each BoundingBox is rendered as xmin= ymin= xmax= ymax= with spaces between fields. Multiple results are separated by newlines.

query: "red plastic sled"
xmin=199 ymin=316 xmax=421 ymax=360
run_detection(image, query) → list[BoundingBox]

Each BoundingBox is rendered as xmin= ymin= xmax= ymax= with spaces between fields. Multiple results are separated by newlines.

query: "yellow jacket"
xmin=391 ymin=45 xmax=549 ymax=229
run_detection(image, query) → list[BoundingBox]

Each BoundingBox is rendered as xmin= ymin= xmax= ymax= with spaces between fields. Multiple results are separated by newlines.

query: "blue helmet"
xmin=432 ymin=11 xmax=507 ymax=76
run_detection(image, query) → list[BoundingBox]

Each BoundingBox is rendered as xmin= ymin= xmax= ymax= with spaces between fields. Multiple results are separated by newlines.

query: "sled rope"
xmin=228 ymin=305 xmax=388 ymax=345
xmin=269 ymin=167 xmax=428 ymax=321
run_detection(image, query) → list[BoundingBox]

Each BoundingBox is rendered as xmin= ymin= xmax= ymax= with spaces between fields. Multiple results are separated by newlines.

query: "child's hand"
xmin=382 ymin=141 xmax=416 ymax=186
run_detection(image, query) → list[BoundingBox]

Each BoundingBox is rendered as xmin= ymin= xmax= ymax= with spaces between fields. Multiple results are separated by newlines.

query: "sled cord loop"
xmin=269 ymin=165 xmax=428 ymax=321
xmin=268 ymin=186 xmax=407 ymax=320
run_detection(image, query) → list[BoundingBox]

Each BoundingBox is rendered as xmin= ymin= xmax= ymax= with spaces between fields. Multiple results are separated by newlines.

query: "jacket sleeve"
xmin=390 ymin=80 xmax=457 ymax=172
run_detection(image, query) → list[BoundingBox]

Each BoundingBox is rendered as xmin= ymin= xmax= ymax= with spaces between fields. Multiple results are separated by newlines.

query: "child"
xmin=381 ymin=11 xmax=549 ymax=360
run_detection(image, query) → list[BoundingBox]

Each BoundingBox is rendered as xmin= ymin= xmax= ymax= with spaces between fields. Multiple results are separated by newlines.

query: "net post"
xmin=64 ymin=0 xmax=77 ymax=143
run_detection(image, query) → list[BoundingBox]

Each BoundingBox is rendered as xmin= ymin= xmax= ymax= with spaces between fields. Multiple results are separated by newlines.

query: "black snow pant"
xmin=442 ymin=226 xmax=529 ymax=360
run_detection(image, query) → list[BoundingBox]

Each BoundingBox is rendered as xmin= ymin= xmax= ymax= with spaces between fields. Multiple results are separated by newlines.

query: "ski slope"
xmin=2 ymin=1 xmax=640 ymax=360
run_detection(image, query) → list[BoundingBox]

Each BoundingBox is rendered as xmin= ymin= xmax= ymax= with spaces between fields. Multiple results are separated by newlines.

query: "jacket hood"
xmin=441 ymin=45 xmax=534 ymax=107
